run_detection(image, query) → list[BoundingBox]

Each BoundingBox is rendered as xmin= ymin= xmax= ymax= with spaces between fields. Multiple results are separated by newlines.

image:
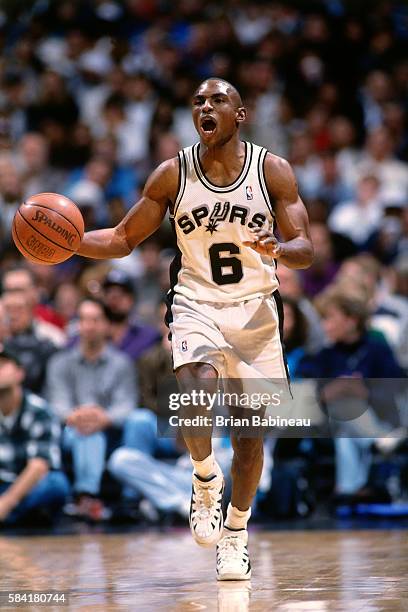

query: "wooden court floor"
xmin=0 ymin=529 xmax=406 ymax=611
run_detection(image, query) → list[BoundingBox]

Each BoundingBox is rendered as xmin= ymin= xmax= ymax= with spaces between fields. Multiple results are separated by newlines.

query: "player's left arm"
xmin=244 ymin=153 xmax=314 ymax=269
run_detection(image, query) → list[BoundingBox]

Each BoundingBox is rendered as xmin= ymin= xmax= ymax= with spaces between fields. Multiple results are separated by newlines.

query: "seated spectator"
xmin=0 ymin=299 xmax=8 ymax=349
xmin=0 ymin=350 xmax=69 ymax=525
xmin=46 ymin=298 xmax=137 ymax=521
xmin=365 ymin=194 xmax=407 ymax=264
xmin=0 ymin=156 xmax=24 ymax=238
xmin=108 ymin=410 xmax=232 ymax=522
xmin=2 ymin=291 xmax=59 ymax=394
xmin=282 ymin=295 xmax=309 ymax=379
xmin=102 ymin=269 xmax=160 ymax=362
xmin=316 ymin=150 xmax=352 ymax=211
xmin=135 ymin=238 xmax=166 ymax=323
xmin=300 ymin=223 xmax=340 ymax=298
xmin=289 ymin=131 xmax=322 ymax=200
xmin=66 ymin=156 xmax=113 ymax=228
xmin=1 ymin=265 xmax=66 ymax=344
xmin=277 ymin=265 xmax=324 ymax=354
xmin=138 ymin=301 xmax=174 ymax=415
xmin=15 ymin=132 xmax=63 ymax=199
xmin=328 ymin=175 xmax=383 ymax=247
xmin=52 ymin=282 xmax=82 ymax=335
xmin=301 ymin=286 xmax=405 ymax=503
xmin=353 ymin=127 xmax=408 ymax=199
xmin=337 ymin=254 xmax=408 ymax=370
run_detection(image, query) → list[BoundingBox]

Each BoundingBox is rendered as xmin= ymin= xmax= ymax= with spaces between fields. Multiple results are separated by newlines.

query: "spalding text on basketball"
xmin=31 ymin=210 xmax=76 ymax=247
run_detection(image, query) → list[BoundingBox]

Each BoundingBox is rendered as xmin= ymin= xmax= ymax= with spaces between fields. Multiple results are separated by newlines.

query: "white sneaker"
xmin=190 ymin=467 xmax=224 ymax=547
xmin=216 ymin=529 xmax=251 ymax=581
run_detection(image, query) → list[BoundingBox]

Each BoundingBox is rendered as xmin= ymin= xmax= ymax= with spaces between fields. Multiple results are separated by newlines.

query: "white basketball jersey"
xmin=169 ymin=141 xmax=279 ymax=302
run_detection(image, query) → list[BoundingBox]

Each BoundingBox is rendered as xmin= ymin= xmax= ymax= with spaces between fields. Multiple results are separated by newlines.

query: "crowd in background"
xmin=0 ymin=0 xmax=407 ymax=526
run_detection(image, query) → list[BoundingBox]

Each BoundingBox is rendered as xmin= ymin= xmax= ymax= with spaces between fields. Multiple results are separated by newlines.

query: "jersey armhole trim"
xmin=258 ymin=148 xmax=275 ymax=218
xmin=171 ymin=150 xmax=187 ymax=218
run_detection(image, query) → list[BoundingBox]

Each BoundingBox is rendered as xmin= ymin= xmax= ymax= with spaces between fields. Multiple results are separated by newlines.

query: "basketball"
xmin=12 ymin=193 xmax=85 ymax=265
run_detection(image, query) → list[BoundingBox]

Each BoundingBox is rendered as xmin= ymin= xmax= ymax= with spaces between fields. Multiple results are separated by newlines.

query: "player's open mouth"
xmin=200 ymin=117 xmax=217 ymax=134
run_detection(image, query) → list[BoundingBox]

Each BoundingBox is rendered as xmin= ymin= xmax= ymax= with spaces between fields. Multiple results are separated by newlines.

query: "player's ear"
xmin=236 ymin=106 xmax=246 ymax=125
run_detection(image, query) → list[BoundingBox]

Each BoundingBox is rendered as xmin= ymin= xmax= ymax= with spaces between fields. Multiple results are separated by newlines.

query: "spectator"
xmin=53 ymin=282 xmax=82 ymax=333
xmin=15 ymin=132 xmax=63 ymax=199
xmin=66 ymin=156 xmax=113 ymax=227
xmin=300 ymin=223 xmax=340 ymax=298
xmin=328 ymin=175 xmax=383 ymax=246
xmin=0 ymin=299 xmax=9 ymax=348
xmin=138 ymin=301 xmax=174 ymax=415
xmin=102 ymin=269 xmax=160 ymax=362
xmin=108 ymin=413 xmax=232 ymax=522
xmin=354 ymin=127 xmax=408 ymax=198
xmin=135 ymin=238 xmax=166 ymax=321
xmin=46 ymin=298 xmax=137 ymax=520
xmin=330 ymin=116 xmax=360 ymax=187
xmin=0 ymin=350 xmax=69 ymax=525
xmin=289 ymin=131 xmax=322 ymax=200
xmin=337 ymin=254 xmax=408 ymax=369
xmin=282 ymin=295 xmax=309 ymax=379
xmin=277 ymin=265 xmax=324 ymax=354
xmin=26 ymin=70 xmax=79 ymax=168
xmin=315 ymin=151 xmax=352 ymax=211
xmin=301 ymin=286 xmax=404 ymax=503
xmin=0 ymin=155 xmax=24 ymax=238
xmin=2 ymin=291 xmax=59 ymax=394
xmin=1 ymin=265 xmax=66 ymax=345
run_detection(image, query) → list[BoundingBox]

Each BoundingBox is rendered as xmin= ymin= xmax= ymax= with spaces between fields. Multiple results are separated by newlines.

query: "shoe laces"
xmin=217 ymin=535 xmax=245 ymax=563
xmin=193 ymin=479 xmax=219 ymax=519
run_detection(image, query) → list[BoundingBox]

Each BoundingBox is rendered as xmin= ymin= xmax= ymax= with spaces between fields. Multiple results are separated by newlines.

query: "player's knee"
xmin=177 ymin=362 xmax=218 ymax=381
xmin=176 ymin=362 xmax=218 ymax=399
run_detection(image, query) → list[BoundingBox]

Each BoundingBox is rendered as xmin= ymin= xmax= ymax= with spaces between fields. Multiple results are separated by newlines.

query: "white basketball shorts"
xmin=167 ymin=291 xmax=289 ymax=382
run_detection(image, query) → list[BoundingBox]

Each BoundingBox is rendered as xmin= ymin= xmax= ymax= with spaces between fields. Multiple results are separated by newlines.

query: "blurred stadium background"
xmin=0 ymin=0 xmax=407 ymax=531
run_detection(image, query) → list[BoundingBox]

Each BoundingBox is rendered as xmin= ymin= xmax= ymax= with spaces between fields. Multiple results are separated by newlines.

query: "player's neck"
xmin=199 ymin=134 xmax=244 ymax=167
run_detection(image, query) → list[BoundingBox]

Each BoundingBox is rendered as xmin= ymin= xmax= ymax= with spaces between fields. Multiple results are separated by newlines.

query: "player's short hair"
xmin=196 ymin=78 xmax=243 ymax=107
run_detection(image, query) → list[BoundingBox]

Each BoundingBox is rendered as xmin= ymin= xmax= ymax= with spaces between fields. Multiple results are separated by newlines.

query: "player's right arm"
xmin=77 ymin=157 xmax=179 ymax=259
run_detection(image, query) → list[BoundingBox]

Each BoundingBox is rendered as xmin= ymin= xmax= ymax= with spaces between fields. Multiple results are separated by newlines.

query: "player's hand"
xmin=243 ymin=227 xmax=283 ymax=257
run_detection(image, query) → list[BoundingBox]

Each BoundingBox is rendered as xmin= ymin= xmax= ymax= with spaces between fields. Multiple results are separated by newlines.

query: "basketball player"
xmin=77 ymin=79 xmax=313 ymax=580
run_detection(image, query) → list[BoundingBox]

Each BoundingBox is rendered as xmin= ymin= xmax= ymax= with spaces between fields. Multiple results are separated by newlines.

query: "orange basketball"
xmin=12 ymin=193 xmax=85 ymax=265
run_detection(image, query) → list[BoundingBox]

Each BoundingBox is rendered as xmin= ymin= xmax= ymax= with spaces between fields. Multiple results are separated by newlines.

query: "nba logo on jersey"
xmin=246 ymin=185 xmax=253 ymax=200
xmin=181 ymin=340 xmax=188 ymax=351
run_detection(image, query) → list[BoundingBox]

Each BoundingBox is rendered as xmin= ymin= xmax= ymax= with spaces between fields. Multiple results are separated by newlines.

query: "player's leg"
xmin=216 ymin=432 xmax=262 ymax=580
xmin=230 ymin=435 xmax=263 ymax=513
xmin=176 ymin=362 xmax=225 ymax=547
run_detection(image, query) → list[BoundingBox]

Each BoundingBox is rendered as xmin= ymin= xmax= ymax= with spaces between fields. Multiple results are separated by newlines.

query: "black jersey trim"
xmin=272 ymin=289 xmax=291 ymax=388
xmin=169 ymin=152 xmax=182 ymax=218
xmin=258 ymin=148 xmax=275 ymax=218
xmin=192 ymin=142 xmax=252 ymax=193
xmin=165 ymin=219 xmax=183 ymax=367
xmin=173 ymin=149 xmax=187 ymax=217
